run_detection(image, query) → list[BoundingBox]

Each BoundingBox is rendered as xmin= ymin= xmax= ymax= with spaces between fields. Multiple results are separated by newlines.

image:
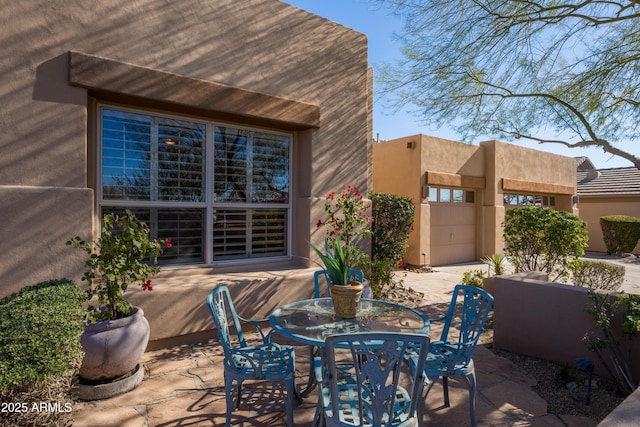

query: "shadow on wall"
xmin=493 ymin=273 xmax=640 ymax=382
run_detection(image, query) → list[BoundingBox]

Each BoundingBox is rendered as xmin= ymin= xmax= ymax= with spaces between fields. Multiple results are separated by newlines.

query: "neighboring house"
xmin=576 ymin=165 xmax=640 ymax=254
xmin=372 ymin=135 xmax=577 ymax=266
xmin=1 ymin=0 xmax=371 ymax=347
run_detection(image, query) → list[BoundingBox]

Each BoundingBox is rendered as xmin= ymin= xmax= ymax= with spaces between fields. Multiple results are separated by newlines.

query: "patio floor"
xmin=71 ymin=262 xmax=611 ymax=426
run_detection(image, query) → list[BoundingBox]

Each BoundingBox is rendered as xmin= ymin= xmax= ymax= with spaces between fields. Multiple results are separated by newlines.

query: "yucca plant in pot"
xmin=67 ymin=210 xmax=171 ymax=399
xmin=311 ymin=186 xmax=372 ymax=317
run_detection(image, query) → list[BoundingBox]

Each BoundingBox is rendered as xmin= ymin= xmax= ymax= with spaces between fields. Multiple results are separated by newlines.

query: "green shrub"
xmin=361 ymin=258 xmax=397 ymax=299
xmin=362 ymin=192 xmax=414 ymax=299
xmin=600 ymin=215 xmax=640 ymax=255
xmin=461 ymin=269 xmax=485 ymax=287
xmin=571 ymin=259 xmax=625 ymax=291
xmin=503 ymin=207 xmax=588 ymax=282
xmin=0 ymin=279 xmax=85 ymax=427
xmin=370 ymin=192 xmax=415 ymax=263
xmin=585 ymin=292 xmax=640 ymax=396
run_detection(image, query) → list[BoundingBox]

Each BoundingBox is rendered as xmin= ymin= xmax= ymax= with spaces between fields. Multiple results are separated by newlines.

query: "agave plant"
xmin=481 ymin=253 xmax=506 ymax=276
xmin=308 ymin=237 xmax=354 ymax=285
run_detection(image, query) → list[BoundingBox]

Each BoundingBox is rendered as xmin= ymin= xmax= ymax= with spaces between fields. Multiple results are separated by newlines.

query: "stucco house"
xmin=576 ymin=163 xmax=640 ymax=254
xmin=372 ymin=135 xmax=578 ymax=266
xmin=1 ymin=0 xmax=372 ymax=347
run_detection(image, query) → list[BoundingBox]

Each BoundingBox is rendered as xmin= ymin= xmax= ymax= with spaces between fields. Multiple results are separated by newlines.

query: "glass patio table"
xmin=270 ymin=298 xmax=430 ymax=346
xmin=270 ymin=298 xmax=430 ymax=396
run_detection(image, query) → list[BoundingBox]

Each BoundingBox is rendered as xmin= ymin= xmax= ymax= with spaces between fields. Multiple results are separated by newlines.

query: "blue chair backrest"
xmin=206 ymin=286 xmax=247 ymax=352
xmin=313 ymin=269 xmax=364 ymax=298
xmin=323 ymin=332 xmax=430 ymax=426
xmin=439 ymin=284 xmax=494 ymax=363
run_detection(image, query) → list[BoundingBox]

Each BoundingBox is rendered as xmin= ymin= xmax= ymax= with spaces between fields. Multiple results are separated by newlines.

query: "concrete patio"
xmin=72 ymin=258 xmax=638 ymax=426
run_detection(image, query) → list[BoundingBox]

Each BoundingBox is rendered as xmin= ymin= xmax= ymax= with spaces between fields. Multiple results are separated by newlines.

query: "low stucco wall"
xmin=127 ymin=266 xmax=317 ymax=350
xmin=493 ymin=273 xmax=640 ymax=381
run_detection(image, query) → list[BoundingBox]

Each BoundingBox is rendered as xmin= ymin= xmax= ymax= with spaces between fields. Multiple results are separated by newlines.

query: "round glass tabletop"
xmin=270 ymin=298 xmax=430 ymax=346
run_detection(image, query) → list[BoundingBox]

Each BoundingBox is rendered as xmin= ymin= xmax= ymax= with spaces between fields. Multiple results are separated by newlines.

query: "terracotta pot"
xmin=330 ymin=281 xmax=364 ymax=318
xmin=79 ymin=306 xmax=150 ymax=381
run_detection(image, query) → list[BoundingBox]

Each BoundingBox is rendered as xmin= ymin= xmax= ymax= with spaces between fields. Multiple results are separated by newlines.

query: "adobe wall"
xmin=372 ymin=137 xmax=578 ymax=265
xmin=1 ymin=0 xmax=371 ymax=301
xmin=372 ymin=136 xmax=424 ymax=264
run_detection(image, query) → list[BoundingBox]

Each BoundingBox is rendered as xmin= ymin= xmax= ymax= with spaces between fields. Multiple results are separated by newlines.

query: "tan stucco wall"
xmin=372 ymin=135 xmax=424 ymax=264
xmin=1 ymin=0 xmax=371 ymax=344
xmin=578 ymin=196 xmax=640 ymax=254
xmin=372 ymin=137 xmax=577 ymax=266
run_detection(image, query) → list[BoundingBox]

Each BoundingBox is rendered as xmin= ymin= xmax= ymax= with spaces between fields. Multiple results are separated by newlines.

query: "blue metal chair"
xmin=313 ymin=332 xmax=430 ymax=427
xmin=206 ymin=286 xmax=296 ymax=427
xmin=313 ymin=269 xmax=364 ymax=298
xmin=408 ymin=284 xmax=494 ymax=427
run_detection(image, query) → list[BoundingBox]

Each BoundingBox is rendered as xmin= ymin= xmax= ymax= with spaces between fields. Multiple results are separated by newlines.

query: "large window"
xmin=99 ymin=107 xmax=291 ymax=265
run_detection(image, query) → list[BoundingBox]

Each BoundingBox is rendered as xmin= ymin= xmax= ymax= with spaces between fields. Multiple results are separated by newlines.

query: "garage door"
xmin=429 ymin=189 xmax=476 ymax=266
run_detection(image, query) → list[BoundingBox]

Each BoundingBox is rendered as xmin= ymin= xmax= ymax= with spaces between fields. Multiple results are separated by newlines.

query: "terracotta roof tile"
xmin=577 ymin=167 xmax=640 ymax=195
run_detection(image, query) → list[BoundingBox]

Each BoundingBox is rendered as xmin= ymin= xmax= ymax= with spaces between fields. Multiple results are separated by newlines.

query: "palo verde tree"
xmin=374 ymin=0 xmax=640 ymax=168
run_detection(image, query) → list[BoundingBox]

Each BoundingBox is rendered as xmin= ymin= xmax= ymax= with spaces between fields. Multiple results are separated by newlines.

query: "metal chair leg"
xmin=224 ymin=378 xmax=234 ymax=427
xmin=442 ymin=376 xmax=450 ymax=407
xmin=465 ymin=370 xmax=478 ymax=427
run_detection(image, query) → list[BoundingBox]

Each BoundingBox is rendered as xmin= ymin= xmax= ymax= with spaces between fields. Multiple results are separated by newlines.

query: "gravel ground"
xmin=484 ymin=334 xmax=626 ymax=423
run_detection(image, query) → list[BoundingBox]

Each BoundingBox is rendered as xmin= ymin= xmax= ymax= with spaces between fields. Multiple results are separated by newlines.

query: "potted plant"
xmin=67 ymin=210 xmax=170 ymax=398
xmin=309 ymin=237 xmax=364 ymax=318
xmin=311 ymin=186 xmax=372 ymax=317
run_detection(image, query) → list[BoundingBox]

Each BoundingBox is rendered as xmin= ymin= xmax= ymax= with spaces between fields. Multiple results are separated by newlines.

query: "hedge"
xmin=0 ymin=279 xmax=86 ymax=427
xmin=600 ymin=215 xmax=640 ymax=255
xmin=571 ymin=259 xmax=625 ymax=291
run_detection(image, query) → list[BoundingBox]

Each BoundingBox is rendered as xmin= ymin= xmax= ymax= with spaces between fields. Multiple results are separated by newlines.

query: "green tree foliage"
xmin=503 ymin=207 xmax=588 ymax=282
xmin=600 ymin=215 xmax=640 ymax=255
xmin=375 ymin=0 xmax=640 ymax=168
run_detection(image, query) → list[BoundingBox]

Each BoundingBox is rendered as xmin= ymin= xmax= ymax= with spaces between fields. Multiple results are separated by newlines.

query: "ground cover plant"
xmin=0 ymin=279 xmax=85 ymax=427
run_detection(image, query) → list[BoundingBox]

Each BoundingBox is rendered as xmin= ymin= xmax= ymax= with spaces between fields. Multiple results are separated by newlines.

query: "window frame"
xmin=96 ymin=103 xmax=293 ymax=267
xmin=427 ymin=186 xmax=476 ymax=205
xmin=503 ymin=192 xmax=556 ymax=209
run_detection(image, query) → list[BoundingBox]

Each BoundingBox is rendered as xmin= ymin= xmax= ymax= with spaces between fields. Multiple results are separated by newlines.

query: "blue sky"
xmin=285 ymin=0 xmax=634 ymax=169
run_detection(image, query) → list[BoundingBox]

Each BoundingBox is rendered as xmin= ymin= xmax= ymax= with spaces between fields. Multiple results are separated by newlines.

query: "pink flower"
xmin=166 ymin=237 xmax=173 ymax=249
xmin=142 ymin=279 xmax=153 ymax=291
xmin=398 ymin=260 xmax=404 ymax=267
xmin=316 ymin=219 xmax=323 ymax=228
